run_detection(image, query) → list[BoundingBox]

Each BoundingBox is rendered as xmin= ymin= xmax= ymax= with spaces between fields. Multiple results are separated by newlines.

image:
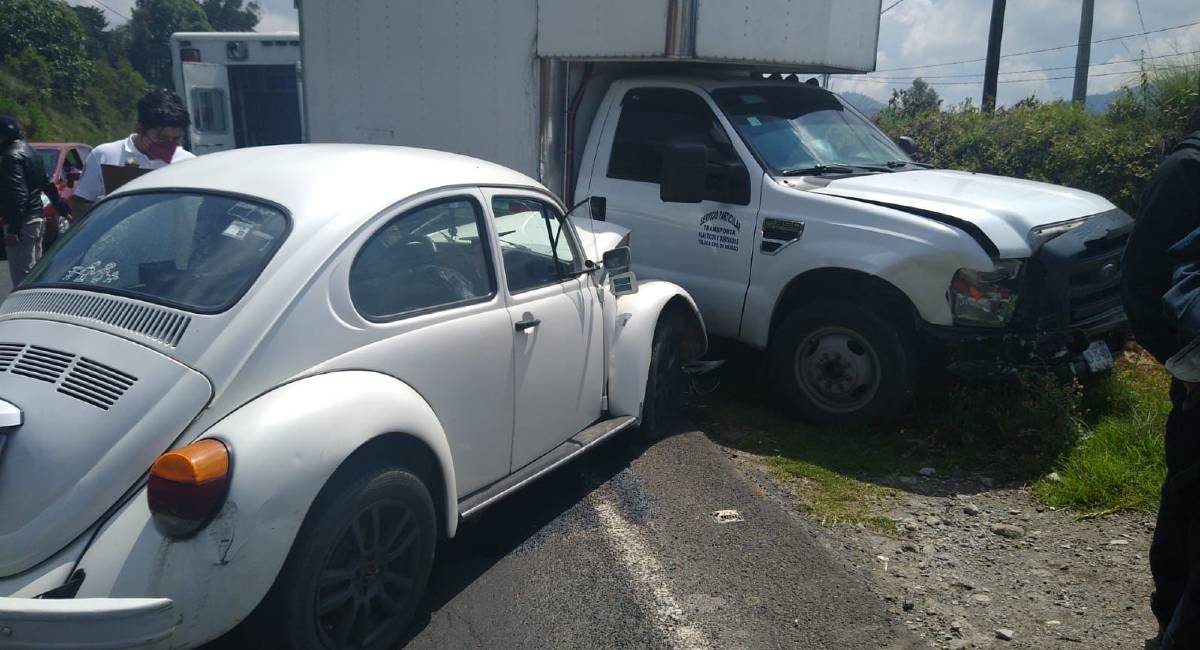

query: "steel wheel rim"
xmin=793 ymin=325 xmax=881 ymax=414
xmin=315 ymin=500 xmax=420 ymax=649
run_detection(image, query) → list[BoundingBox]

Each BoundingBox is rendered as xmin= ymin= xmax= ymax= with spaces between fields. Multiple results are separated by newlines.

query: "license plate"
xmin=1083 ymin=340 xmax=1114 ymax=372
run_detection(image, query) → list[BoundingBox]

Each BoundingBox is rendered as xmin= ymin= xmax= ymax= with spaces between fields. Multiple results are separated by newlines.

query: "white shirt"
xmin=74 ymin=135 xmax=195 ymax=203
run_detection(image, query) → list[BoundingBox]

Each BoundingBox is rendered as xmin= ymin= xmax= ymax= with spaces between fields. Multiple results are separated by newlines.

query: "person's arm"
xmin=1 ymin=153 xmax=29 ymax=238
xmin=70 ymin=148 xmax=103 ymax=218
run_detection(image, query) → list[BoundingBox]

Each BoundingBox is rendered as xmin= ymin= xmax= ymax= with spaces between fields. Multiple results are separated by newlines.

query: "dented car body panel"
xmin=0 ymin=144 xmax=705 ymax=649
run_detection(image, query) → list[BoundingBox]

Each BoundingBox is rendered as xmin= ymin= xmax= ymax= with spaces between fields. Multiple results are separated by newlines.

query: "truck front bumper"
xmin=0 ymin=596 xmax=176 ymax=649
xmin=922 ymin=305 xmax=1129 ymax=377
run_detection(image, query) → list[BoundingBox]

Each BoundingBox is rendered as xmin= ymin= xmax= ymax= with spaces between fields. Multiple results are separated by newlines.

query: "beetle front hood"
xmin=0 ymin=318 xmax=211 ymax=577
xmin=807 ymin=169 xmax=1117 ymax=257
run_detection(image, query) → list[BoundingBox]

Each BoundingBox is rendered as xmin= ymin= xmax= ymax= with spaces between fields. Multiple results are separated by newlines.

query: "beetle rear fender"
xmin=608 ymin=281 xmax=706 ymax=419
xmin=212 ymin=370 xmax=458 ymax=541
xmin=71 ymin=371 xmax=457 ymax=648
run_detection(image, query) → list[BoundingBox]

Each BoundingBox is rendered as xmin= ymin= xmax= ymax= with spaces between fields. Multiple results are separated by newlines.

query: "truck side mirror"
xmin=896 ymin=136 xmax=918 ymax=157
xmin=660 ymin=141 xmax=707 ymax=204
xmin=590 ymin=196 xmax=606 ymax=222
xmin=602 ymin=246 xmax=631 ymax=274
xmin=66 ymin=168 xmax=82 ymax=188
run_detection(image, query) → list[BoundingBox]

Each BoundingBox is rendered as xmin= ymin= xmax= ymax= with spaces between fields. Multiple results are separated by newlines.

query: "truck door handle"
xmin=514 ymin=318 xmax=541 ymax=332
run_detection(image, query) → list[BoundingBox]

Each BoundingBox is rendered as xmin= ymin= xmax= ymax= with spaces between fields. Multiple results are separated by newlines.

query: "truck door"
xmin=587 ymin=87 xmax=761 ymax=339
xmin=181 ymin=62 xmax=235 ymax=155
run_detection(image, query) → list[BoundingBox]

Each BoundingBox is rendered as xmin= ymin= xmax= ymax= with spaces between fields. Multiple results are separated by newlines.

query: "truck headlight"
xmin=949 ymin=260 xmax=1022 ymax=327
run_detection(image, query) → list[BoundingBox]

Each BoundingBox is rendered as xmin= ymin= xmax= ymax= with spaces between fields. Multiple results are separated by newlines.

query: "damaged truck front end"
xmin=924 ymin=209 xmax=1133 ymax=377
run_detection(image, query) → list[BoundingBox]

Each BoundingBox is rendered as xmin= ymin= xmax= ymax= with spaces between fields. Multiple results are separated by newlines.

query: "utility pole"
xmin=982 ymin=0 xmax=1007 ymax=113
xmin=1072 ymin=0 xmax=1095 ymax=104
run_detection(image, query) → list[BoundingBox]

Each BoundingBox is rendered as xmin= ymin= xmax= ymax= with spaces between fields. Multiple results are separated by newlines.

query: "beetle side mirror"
xmin=896 ymin=136 xmax=918 ymax=158
xmin=590 ymin=196 xmax=606 ymax=222
xmin=660 ymin=141 xmax=707 ymax=204
xmin=602 ymin=246 xmax=631 ymax=274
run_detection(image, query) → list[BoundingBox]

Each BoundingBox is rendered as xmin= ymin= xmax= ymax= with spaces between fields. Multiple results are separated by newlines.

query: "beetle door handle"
xmin=515 ymin=318 xmax=541 ymax=332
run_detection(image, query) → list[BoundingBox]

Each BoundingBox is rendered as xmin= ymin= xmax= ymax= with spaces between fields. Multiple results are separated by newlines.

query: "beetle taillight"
xmin=148 ymin=439 xmax=230 ymax=536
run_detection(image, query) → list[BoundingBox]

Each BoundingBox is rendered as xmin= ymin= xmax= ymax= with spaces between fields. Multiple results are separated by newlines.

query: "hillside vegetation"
xmin=0 ymin=0 xmax=258 ymax=143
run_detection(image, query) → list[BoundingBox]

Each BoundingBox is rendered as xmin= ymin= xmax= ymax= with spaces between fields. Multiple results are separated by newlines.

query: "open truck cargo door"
xmin=181 ymin=62 xmax=235 ymax=155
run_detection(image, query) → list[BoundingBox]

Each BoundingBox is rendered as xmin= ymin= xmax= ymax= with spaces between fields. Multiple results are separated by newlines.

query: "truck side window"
xmin=492 ymin=197 xmax=579 ymax=294
xmin=607 ymin=87 xmax=742 ymax=202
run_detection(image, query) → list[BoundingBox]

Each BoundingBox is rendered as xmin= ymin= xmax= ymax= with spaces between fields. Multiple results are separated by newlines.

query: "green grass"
xmin=696 ymin=348 xmax=1170 ymax=527
xmin=1034 ymin=358 xmax=1169 ymax=514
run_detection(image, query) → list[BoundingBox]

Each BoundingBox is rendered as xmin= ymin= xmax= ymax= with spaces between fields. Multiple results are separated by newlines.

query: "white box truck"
xmin=298 ymin=0 xmax=1131 ymax=422
xmin=170 ymin=31 xmax=305 ymax=155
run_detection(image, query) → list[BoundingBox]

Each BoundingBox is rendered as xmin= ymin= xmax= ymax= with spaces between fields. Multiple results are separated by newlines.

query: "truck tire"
xmin=640 ymin=314 xmax=685 ymax=441
xmin=266 ymin=466 xmax=436 ymax=650
xmin=770 ymin=301 xmax=917 ymax=423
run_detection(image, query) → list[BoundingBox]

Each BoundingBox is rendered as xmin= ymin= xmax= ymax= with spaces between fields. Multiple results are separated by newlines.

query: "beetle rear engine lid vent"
xmin=1 ymin=291 xmax=191 ymax=348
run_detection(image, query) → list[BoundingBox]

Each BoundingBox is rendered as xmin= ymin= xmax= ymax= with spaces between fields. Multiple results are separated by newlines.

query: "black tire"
xmin=769 ymin=301 xmax=917 ymax=424
xmin=640 ymin=315 xmax=685 ymax=440
xmin=265 ymin=467 xmax=436 ymax=650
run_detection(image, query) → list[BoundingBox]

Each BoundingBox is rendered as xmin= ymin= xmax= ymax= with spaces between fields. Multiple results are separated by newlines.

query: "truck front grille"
xmin=1018 ymin=209 xmax=1133 ymax=334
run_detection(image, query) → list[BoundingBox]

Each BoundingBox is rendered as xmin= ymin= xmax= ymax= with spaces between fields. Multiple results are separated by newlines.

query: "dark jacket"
xmin=1121 ymin=132 xmax=1200 ymax=363
xmin=0 ymin=138 xmax=49 ymax=235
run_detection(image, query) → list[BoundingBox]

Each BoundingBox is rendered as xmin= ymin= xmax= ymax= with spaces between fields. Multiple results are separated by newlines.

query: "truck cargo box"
xmin=299 ymin=0 xmax=882 ymax=190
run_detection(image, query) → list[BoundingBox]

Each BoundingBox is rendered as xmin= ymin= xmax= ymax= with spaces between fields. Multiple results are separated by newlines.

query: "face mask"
xmin=147 ymin=139 xmax=178 ymax=163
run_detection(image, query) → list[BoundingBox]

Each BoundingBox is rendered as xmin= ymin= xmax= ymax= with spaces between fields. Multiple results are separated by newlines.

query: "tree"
xmin=203 ymin=0 xmax=261 ymax=31
xmin=128 ymin=0 xmax=211 ymax=89
xmin=0 ymin=0 xmax=92 ymax=99
xmin=72 ymin=5 xmax=111 ymax=60
xmin=881 ymin=78 xmax=943 ymax=121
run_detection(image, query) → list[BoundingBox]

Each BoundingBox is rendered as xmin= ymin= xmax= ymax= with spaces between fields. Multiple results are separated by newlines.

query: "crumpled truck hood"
xmin=808 ymin=169 xmax=1117 ymax=258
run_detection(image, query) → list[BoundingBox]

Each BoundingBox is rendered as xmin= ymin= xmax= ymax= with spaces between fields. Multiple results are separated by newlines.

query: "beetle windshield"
xmin=23 ymin=192 xmax=289 ymax=312
xmin=711 ymin=86 xmax=909 ymax=174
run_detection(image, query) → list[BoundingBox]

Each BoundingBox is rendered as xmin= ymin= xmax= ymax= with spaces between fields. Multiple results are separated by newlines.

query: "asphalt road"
xmin=215 ymin=425 xmax=923 ymax=650
xmin=0 ymin=271 xmax=921 ymax=649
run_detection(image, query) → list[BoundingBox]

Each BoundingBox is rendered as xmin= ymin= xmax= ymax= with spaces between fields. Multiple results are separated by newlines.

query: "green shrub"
xmin=878 ymin=64 xmax=1200 ymax=215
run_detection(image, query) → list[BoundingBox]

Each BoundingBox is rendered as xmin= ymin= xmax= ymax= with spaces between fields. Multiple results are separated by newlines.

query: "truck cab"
xmin=576 ymin=76 xmax=1130 ymax=421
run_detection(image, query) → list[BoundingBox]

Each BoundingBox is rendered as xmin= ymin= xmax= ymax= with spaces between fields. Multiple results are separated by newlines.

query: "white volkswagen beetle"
xmin=0 ymin=144 xmax=706 ymax=649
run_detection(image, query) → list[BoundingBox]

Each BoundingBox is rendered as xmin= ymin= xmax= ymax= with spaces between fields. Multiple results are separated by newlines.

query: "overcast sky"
xmin=833 ymin=0 xmax=1200 ymax=107
xmin=73 ymin=0 xmax=1199 ymax=107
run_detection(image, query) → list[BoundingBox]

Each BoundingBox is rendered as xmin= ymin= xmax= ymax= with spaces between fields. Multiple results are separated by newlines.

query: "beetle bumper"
xmin=0 ymin=596 xmax=176 ymax=649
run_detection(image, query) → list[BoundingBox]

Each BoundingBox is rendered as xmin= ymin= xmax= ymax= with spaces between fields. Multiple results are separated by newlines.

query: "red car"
xmin=32 ymin=142 xmax=92 ymax=245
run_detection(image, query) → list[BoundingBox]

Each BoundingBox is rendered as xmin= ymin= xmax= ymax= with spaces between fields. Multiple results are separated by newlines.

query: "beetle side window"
xmin=350 ymin=197 xmax=496 ymax=321
xmin=606 ymin=88 xmax=740 ymax=196
xmin=491 ymin=197 xmax=579 ymax=294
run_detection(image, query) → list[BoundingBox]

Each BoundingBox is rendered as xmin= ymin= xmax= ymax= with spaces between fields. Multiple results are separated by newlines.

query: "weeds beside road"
xmin=695 ymin=344 xmax=1169 ymax=527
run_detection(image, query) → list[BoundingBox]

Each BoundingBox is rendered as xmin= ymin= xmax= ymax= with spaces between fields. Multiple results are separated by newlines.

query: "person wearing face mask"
xmin=70 ymin=88 xmax=195 ymax=218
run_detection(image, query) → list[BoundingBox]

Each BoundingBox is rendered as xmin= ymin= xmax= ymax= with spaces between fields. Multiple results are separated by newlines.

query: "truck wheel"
xmin=770 ymin=301 xmax=917 ymax=423
xmin=269 ymin=466 xmax=436 ymax=650
xmin=640 ymin=314 xmax=684 ymax=441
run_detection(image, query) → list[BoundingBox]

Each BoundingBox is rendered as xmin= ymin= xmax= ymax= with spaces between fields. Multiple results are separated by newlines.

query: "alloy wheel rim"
xmin=315 ymin=501 xmax=420 ymax=649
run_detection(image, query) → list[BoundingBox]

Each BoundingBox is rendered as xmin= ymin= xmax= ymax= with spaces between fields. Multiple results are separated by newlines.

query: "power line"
xmin=862 ymin=48 xmax=1200 ymax=81
xmin=881 ymin=0 xmax=908 ymax=15
xmin=846 ymin=63 xmax=1193 ymax=86
xmin=81 ymin=0 xmax=131 ymax=22
xmin=872 ymin=19 xmax=1200 ymax=73
xmin=1132 ymin=0 xmax=1153 ymax=56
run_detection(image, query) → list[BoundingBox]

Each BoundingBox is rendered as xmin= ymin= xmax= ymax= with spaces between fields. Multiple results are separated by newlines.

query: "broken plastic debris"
xmin=711 ymin=509 xmax=744 ymax=524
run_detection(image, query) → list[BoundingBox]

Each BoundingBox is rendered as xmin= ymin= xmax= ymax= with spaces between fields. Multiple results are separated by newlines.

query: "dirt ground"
xmin=718 ymin=445 xmax=1159 ymax=649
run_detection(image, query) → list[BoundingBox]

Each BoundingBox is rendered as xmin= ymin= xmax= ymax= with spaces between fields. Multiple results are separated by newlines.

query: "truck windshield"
xmin=711 ymin=86 xmax=909 ymax=175
xmin=23 ymin=192 xmax=289 ymax=313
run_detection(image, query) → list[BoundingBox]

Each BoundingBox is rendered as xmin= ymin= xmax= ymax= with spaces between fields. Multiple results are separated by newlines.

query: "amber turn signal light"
xmin=148 ymin=439 xmax=231 ymax=537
